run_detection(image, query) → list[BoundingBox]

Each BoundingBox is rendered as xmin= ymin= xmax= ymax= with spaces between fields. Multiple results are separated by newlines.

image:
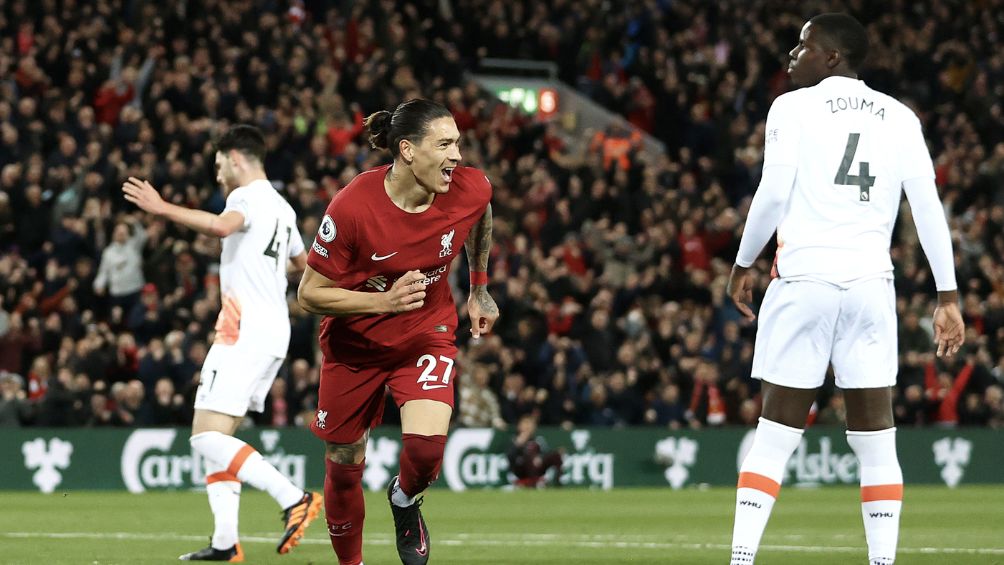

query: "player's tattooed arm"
xmin=465 ymin=203 xmax=493 ymax=274
xmin=466 ymin=204 xmax=499 ymax=338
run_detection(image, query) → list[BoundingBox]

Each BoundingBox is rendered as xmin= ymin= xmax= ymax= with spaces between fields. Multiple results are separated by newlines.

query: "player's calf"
xmin=847 ymin=428 xmax=902 ymax=565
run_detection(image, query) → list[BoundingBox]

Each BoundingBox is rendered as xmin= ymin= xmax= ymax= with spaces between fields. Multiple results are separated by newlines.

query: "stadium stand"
xmin=0 ymin=0 xmax=1002 ymax=431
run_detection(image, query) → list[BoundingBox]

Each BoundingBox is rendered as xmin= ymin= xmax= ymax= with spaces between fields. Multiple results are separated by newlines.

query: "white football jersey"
xmin=216 ymin=179 xmax=304 ymax=357
xmin=765 ymin=76 xmax=935 ymax=286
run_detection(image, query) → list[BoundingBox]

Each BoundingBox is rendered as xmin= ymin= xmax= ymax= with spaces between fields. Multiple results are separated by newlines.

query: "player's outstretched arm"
xmin=122 ymin=177 xmax=244 ymax=238
xmin=297 ymin=265 xmax=427 ymax=316
xmin=465 ymin=204 xmax=498 ymax=338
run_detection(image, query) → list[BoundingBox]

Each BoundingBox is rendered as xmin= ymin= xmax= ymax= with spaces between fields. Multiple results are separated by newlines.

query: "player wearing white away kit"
xmin=725 ymin=13 xmax=966 ymax=565
xmin=123 ymin=125 xmax=322 ymax=562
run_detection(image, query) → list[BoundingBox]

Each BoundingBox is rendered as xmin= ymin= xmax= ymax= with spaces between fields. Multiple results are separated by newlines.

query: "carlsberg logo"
xmin=439 ymin=429 xmax=614 ymax=491
xmin=442 ymin=429 xmax=507 ymax=490
xmin=121 ymin=429 xmax=306 ymax=493
xmin=738 ymin=430 xmax=858 ymax=485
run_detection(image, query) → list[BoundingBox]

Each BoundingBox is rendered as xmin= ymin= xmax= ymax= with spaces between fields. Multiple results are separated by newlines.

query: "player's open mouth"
xmin=441 ymin=167 xmax=454 ymax=182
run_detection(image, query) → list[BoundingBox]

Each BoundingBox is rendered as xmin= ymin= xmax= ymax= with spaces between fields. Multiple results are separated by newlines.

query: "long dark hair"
xmin=364 ymin=99 xmax=453 ymax=158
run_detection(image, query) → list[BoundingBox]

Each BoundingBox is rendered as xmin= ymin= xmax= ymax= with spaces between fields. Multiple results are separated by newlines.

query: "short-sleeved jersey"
xmin=307 ymin=165 xmax=492 ymax=359
xmin=216 ymin=179 xmax=304 ymax=357
xmin=764 ymin=76 xmax=935 ymax=286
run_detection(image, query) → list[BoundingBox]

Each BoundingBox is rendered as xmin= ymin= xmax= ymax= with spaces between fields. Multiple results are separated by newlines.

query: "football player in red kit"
xmin=298 ymin=98 xmax=498 ymax=565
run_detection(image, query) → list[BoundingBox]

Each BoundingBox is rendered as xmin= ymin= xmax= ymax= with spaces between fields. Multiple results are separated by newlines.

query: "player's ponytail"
xmin=364 ymin=110 xmax=392 ymax=150
xmin=363 ymin=99 xmax=452 ymax=158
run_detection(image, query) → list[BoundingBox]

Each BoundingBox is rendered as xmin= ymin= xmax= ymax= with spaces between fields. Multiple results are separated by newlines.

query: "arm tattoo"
xmin=465 ymin=203 xmax=492 ymax=274
xmin=465 ymin=204 xmax=498 ymax=317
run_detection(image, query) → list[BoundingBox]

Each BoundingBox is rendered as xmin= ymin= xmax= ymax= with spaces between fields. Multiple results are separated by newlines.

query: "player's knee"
xmin=327 ymin=460 xmax=365 ymax=490
xmin=189 ymin=431 xmax=220 ymax=453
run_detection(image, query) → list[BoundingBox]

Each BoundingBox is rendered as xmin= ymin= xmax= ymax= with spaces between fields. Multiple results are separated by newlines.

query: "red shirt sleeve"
xmin=307 ymin=195 xmax=356 ymax=281
xmin=470 ymin=168 xmax=493 ymax=208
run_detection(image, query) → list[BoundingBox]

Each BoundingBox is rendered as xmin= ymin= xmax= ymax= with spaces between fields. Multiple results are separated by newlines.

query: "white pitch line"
xmin=3 ymin=532 xmax=1003 ymax=556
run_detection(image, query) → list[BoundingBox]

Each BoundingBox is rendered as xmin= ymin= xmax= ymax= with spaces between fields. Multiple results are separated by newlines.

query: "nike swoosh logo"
xmin=416 ymin=517 xmax=428 ymax=556
xmin=421 ymin=383 xmax=448 ymax=391
xmin=371 ymin=252 xmax=398 ymax=261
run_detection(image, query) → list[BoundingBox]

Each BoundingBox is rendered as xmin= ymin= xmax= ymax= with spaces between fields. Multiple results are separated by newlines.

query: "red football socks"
xmin=324 ymin=459 xmax=365 ymax=565
xmin=399 ymin=434 xmax=447 ymax=497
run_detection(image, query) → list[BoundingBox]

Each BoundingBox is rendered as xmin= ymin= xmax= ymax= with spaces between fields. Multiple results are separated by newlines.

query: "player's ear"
xmin=826 ymin=48 xmax=842 ymax=70
xmin=227 ymin=149 xmax=243 ymax=170
xmin=399 ymin=138 xmax=414 ymax=163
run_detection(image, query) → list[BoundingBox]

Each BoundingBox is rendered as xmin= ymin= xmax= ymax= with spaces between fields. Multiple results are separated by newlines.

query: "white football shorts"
xmin=194 ymin=343 xmax=283 ymax=416
xmin=751 ymin=277 xmax=897 ymax=389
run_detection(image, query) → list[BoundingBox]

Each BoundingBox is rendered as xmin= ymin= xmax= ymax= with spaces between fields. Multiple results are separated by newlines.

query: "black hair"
xmin=364 ymin=98 xmax=453 ymax=158
xmin=809 ymin=13 xmax=870 ymax=71
xmin=214 ymin=124 xmax=266 ymax=163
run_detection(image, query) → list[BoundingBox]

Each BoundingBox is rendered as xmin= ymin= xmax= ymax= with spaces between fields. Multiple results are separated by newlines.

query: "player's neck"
xmin=823 ymin=70 xmax=858 ymax=82
xmin=385 ymin=163 xmax=434 ymax=212
xmin=235 ymin=170 xmax=267 ymax=188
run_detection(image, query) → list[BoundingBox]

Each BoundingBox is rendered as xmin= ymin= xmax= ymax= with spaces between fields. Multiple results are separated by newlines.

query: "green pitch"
xmin=1 ymin=486 xmax=1002 ymax=564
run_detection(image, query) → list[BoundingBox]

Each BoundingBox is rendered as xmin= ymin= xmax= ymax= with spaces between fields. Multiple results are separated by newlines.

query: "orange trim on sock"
xmin=737 ymin=472 xmax=781 ymax=498
xmin=227 ymin=445 xmax=257 ymax=477
xmin=206 ymin=471 xmax=239 ymax=484
xmin=861 ymin=484 xmax=903 ymax=502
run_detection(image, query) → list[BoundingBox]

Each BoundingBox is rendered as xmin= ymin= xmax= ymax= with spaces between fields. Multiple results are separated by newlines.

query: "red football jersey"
xmin=307 ymin=164 xmax=492 ymax=359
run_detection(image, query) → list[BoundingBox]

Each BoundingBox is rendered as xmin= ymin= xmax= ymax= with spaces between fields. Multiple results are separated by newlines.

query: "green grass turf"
xmin=1 ymin=486 xmax=1002 ymax=564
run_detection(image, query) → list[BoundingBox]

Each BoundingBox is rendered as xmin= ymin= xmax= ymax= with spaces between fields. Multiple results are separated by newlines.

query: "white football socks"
xmin=191 ymin=431 xmax=304 ymax=510
xmin=847 ymin=428 xmax=902 ymax=565
xmin=389 ymin=476 xmax=417 ymax=508
xmin=730 ymin=417 xmax=804 ymax=565
xmin=204 ymin=458 xmax=241 ymax=550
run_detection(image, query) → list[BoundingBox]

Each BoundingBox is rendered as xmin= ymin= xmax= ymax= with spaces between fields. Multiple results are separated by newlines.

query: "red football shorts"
xmin=311 ymin=337 xmax=457 ymax=444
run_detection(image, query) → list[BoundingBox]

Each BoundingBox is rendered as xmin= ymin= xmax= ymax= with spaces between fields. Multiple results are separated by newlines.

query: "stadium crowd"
xmin=1 ymin=0 xmax=1003 ymax=431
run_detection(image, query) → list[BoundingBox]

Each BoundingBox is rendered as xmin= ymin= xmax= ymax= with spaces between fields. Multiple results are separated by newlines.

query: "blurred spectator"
xmin=93 ymin=216 xmax=146 ymax=315
xmin=26 ymin=356 xmax=51 ymax=401
xmin=646 ymin=384 xmax=687 ymax=429
xmin=687 ymin=361 xmax=727 ymax=427
xmin=926 ymin=360 xmax=974 ymax=427
xmin=895 ymin=384 xmax=928 ymax=426
xmin=816 ymin=392 xmax=848 ymax=427
xmin=0 ymin=310 xmax=42 ymax=375
xmin=263 ymin=377 xmax=290 ymax=427
xmin=458 ymin=364 xmax=506 ymax=429
xmin=35 ymin=366 xmax=84 ymax=426
xmin=127 ymin=284 xmax=168 ymax=344
xmin=148 ymin=377 xmax=186 ymax=426
xmin=111 ymin=380 xmax=147 ymax=426
xmin=0 ymin=372 xmax=31 ymax=426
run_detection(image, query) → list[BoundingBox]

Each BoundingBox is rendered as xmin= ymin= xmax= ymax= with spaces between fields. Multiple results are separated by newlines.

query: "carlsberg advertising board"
xmin=2 ymin=427 xmax=1000 ymax=492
